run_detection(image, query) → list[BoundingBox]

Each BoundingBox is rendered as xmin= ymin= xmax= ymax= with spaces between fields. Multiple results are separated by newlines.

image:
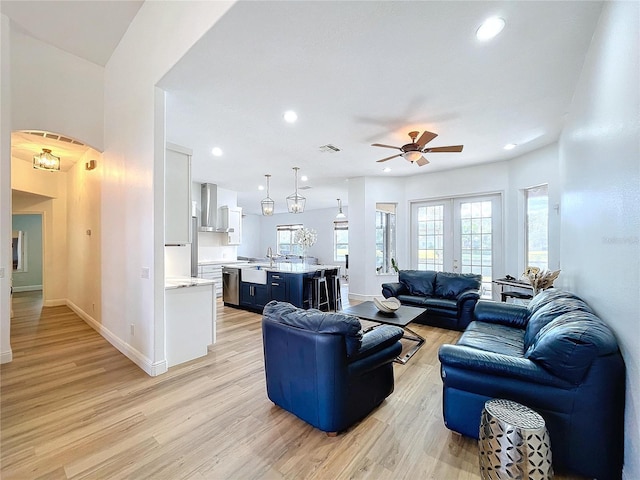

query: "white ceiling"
xmin=0 ymin=0 xmax=143 ymax=66
xmin=4 ymin=1 xmax=603 ymax=215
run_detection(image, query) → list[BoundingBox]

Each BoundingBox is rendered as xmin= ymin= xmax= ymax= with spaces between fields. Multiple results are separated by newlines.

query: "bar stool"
xmin=326 ymin=268 xmax=342 ymax=311
xmin=479 ymin=398 xmax=553 ymax=480
xmin=307 ymin=270 xmax=329 ymax=311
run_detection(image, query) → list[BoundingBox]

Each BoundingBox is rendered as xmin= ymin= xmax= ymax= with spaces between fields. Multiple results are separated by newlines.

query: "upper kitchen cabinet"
xmin=219 ymin=206 xmax=242 ymax=245
xmin=165 ymin=143 xmax=192 ymax=245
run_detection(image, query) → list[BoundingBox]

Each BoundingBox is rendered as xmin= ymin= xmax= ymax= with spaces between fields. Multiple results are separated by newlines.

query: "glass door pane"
xmin=454 ymin=196 xmax=502 ymax=299
xmin=416 ymin=204 xmax=445 ymax=271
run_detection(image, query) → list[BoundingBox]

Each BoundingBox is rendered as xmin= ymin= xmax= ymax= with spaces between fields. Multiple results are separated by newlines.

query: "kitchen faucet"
xmin=267 ymin=246 xmax=274 ymax=267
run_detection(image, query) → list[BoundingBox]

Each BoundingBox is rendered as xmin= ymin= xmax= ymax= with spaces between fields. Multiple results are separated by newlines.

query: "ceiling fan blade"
xmin=416 ymin=131 xmax=438 ymax=148
xmin=416 ymin=156 xmax=429 ymax=166
xmin=376 ymin=154 xmax=402 ymax=163
xmin=424 ymin=145 xmax=464 ymax=153
xmin=371 ymin=143 xmax=401 ymax=150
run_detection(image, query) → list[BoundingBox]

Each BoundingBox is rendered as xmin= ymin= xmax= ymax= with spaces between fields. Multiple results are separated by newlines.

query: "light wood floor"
xmin=2 ymin=291 xmax=584 ymax=480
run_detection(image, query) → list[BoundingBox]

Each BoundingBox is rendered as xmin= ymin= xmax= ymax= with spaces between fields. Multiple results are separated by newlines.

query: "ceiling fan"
xmin=372 ymin=130 xmax=463 ymax=166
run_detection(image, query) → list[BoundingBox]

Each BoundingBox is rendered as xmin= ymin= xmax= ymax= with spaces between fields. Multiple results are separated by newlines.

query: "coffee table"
xmin=343 ymin=301 xmax=427 ymax=364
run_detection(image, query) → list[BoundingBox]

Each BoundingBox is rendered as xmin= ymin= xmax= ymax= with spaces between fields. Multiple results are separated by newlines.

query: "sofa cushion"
xmin=422 ymin=297 xmax=458 ymax=311
xmin=525 ymin=311 xmax=618 ymax=384
xmin=263 ymin=301 xmax=363 ymax=356
xmin=435 ymin=272 xmax=481 ymax=299
xmin=523 ymin=297 xmax=594 ymax=349
xmin=527 ymin=288 xmax=585 ymax=314
xmin=458 ymin=321 xmax=526 ymax=357
xmin=399 ymin=270 xmax=436 ymax=296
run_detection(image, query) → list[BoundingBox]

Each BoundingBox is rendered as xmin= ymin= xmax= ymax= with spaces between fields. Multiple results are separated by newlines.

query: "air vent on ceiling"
xmin=23 ymin=130 xmax=85 ymax=146
xmin=319 ymin=144 xmax=340 ymax=152
xmin=299 ymin=186 xmax=312 ymax=190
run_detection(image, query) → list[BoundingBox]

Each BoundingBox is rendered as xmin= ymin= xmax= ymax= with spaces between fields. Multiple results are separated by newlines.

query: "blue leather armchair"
xmin=438 ymin=290 xmax=625 ymax=480
xmin=262 ymin=301 xmax=404 ymax=434
xmin=382 ymin=270 xmax=481 ymax=330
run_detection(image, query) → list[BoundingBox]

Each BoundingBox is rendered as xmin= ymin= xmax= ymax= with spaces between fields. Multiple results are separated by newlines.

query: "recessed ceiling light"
xmin=211 ymin=147 xmax=223 ymax=156
xmin=300 ymin=175 xmax=308 ymax=182
xmin=504 ymin=143 xmax=517 ymax=150
xmin=476 ymin=17 xmax=505 ymax=41
xmin=383 ymin=167 xmax=391 ymax=173
xmin=283 ymin=110 xmax=298 ymax=123
xmin=258 ymin=185 xmax=264 ymax=191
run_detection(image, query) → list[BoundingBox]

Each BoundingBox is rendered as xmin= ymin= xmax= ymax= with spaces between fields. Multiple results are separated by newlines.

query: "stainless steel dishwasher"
xmin=222 ymin=266 xmax=240 ymax=306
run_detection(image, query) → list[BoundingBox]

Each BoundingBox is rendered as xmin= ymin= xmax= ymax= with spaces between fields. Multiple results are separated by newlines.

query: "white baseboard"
xmin=0 ymin=348 xmax=13 ymax=364
xmin=348 ymin=293 xmax=377 ymax=302
xmin=66 ymin=299 xmax=167 ymax=377
xmin=12 ymin=285 xmax=42 ymax=292
xmin=44 ymin=298 xmax=66 ymax=307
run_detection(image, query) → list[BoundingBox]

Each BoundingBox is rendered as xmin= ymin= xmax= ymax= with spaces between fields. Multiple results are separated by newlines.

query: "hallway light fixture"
xmin=261 ymin=174 xmax=275 ymax=216
xmin=33 ymin=148 xmax=60 ymax=171
xmin=335 ymin=198 xmax=346 ymax=219
xmin=286 ymin=167 xmax=306 ymax=214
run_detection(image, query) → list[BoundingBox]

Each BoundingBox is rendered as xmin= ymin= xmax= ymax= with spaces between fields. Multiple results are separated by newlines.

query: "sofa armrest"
xmin=348 ymin=325 xmax=403 ymax=375
xmin=474 ymin=300 xmax=529 ymax=329
xmin=381 ymin=282 xmax=408 ymax=298
xmin=438 ymin=344 xmax=571 ymax=388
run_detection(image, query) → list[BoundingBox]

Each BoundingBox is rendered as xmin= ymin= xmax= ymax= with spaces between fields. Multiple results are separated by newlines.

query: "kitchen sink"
xmin=241 ymin=267 xmax=267 ymax=285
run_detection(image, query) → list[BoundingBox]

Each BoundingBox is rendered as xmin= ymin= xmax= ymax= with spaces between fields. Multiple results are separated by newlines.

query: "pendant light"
xmin=286 ymin=167 xmax=306 ymax=213
xmin=33 ymin=148 xmax=61 ymax=171
xmin=335 ymin=198 xmax=346 ymax=219
xmin=261 ymin=174 xmax=275 ymax=216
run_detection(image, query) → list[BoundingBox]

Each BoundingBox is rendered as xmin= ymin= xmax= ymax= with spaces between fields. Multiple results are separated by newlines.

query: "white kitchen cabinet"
xmin=165 ymin=143 xmax=192 ymax=245
xmin=198 ymin=264 xmax=223 ymax=297
xmin=219 ymin=206 xmax=242 ymax=245
xmin=165 ymin=282 xmax=216 ymax=367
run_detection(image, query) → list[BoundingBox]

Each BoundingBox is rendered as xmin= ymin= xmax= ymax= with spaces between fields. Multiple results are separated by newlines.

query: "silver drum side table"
xmin=478 ymin=399 xmax=553 ymax=480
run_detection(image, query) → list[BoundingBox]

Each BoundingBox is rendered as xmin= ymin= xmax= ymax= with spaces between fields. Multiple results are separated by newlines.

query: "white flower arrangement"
xmin=294 ymin=227 xmax=317 ymax=249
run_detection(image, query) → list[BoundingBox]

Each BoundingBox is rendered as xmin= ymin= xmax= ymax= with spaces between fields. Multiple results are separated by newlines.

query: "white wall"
xmin=12 ymin=158 xmax=68 ymax=305
xmin=10 ymin=29 xmax=104 ymax=150
xmin=252 ymin=205 xmax=350 ymax=269
xmin=506 ymin=143 xmax=561 ymax=276
xmin=0 ymin=14 xmax=12 ymax=363
xmin=558 ymin=2 xmax=640 ymax=478
xmin=102 ymin=1 xmax=234 ymax=375
xmin=237 ymin=213 xmax=261 ymax=259
xmin=66 ymin=148 xmax=102 ymax=323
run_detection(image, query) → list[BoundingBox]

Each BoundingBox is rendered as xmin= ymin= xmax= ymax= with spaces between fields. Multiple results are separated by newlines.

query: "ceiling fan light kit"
xmin=261 ymin=174 xmax=275 ymax=216
xmin=286 ymin=167 xmax=306 ymax=214
xmin=372 ymin=129 xmax=463 ymax=167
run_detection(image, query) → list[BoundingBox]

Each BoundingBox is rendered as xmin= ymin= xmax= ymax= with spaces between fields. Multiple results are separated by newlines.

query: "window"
xmin=525 ymin=185 xmax=549 ymax=270
xmin=276 ymin=224 xmax=303 ymax=256
xmin=334 ymin=221 xmax=348 ymax=261
xmin=375 ymin=203 xmax=396 ymax=274
xmin=416 ymin=204 xmax=444 ymax=271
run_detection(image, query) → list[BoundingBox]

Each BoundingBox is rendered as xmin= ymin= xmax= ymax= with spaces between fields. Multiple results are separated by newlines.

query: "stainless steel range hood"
xmin=200 ymin=183 xmax=234 ymax=232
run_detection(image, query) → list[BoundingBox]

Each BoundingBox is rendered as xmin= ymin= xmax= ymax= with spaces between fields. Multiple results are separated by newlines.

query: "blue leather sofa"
xmin=262 ymin=301 xmax=404 ymax=434
xmin=438 ymin=289 xmax=625 ymax=480
xmin=382 ymin=270 xmax=482 ymax=330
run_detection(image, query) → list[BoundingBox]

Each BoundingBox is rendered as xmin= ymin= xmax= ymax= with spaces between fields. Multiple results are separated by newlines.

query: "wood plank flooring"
xmin=1 ymin=291 xmax=585 ymax=480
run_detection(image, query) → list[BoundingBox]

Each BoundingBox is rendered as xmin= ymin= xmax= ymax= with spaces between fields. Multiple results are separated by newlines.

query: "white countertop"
xmin=165 ymin=277 xmax=217 ymax=290
xmin=256 ymin=263 xmax=340 ymax=274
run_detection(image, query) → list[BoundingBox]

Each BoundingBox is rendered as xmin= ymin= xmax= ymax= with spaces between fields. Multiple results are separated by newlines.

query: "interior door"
xmin=412 ymin=194 xmax=502 ymax=298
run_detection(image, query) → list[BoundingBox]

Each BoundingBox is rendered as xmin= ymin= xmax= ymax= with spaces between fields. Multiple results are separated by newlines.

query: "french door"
xmin=411 ymin=194 xmax=502 ymax=298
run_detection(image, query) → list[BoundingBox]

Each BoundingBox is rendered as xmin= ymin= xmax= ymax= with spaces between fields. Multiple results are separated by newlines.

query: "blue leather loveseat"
xmin=262 ymin=301 xmax=404 ymax=434
xmin=438 ymin=289 xmax=625 ymax=480
xmin=382 ymin=270 xmax=482 ymax=330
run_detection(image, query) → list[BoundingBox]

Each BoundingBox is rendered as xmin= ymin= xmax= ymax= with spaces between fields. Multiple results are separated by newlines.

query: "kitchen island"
xmin=235 ymin=263 xmax=340 ymax=312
